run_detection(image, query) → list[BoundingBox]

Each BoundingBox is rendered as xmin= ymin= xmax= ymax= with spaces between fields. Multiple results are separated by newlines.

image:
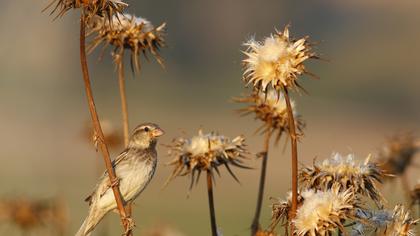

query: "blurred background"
xmin=0 ymin=0 xmax=419 ymax=235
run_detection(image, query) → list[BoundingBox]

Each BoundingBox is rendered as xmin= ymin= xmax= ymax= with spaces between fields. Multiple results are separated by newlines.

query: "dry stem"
xmin=115 ymin=52 xmax=130 ymax=146
xmin=251 ymin=129 xmax=272 ymax=236
xmin=283 ymin=87 xmax=298 ymax=235
xmin=207 ymin=170 xmax=218 ymax=236
xmin=80 ymin=14 xmax=132 ymax=235
xmin=115 ymin=51 xmax=134 ymax=227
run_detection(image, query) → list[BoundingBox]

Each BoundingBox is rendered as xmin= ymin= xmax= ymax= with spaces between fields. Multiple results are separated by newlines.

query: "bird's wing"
xmin=84 ymin=149 xmax=129 ymax=205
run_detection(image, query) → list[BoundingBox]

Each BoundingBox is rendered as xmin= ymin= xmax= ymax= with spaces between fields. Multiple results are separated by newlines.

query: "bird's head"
xmin=128 ymin=123 xmax=164 ymax=149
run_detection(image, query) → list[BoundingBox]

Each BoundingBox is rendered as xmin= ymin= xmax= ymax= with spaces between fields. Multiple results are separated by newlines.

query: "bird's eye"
xmin=144 ymin=127 xmax=150 ymax=132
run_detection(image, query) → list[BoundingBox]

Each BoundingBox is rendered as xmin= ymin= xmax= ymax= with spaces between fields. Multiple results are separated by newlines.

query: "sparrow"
xmin=76 ymin=123 xmax=164 ymax=236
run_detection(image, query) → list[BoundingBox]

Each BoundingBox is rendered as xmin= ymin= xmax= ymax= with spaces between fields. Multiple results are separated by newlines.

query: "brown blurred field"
xmin=0 ymin=0 xmax=419 ymax=235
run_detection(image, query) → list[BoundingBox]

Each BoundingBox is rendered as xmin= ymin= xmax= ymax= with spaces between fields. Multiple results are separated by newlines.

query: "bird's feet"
xmin=110 ymin=177 xmax=121 ymax=188
xmin=100 ymin=177 xmax=121 ymax=197
xmin=122 ymin=217 xmax=135 ymax=235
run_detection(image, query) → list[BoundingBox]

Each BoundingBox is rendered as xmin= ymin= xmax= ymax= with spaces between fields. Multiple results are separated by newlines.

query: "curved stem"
xmin=207 ymin=170 xmax=218 ymax=236
xmin=79 ymin=14 xmax=132 ymax=235
xmin=283 ymin=87 xmax=298 ymax=236
xmin=251 ymin=129 xmax=272 ymax=236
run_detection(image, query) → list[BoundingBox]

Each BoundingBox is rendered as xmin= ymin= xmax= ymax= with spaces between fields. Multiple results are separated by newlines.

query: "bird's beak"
xmin=151 ymin=127 xmax=165 ymax=137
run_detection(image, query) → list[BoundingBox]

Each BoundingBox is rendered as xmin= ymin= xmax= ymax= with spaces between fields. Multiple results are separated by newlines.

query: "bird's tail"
xmin=75 ymin=208 xmax=106 ymax=236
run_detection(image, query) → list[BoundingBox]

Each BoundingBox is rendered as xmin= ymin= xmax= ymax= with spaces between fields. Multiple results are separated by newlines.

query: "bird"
xmin=76 ymin=123 xmax=164 ymax=236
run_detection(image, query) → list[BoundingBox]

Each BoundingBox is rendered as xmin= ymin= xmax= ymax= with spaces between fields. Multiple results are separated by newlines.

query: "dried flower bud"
xmin=88 ymin=13 xmax=166 ymax=73
xmin=243 ymin=25 xmax=317 ymax=92
xmin=165 ymin=130 xmax=249 ymax=189
xmin=299 ymin=153 xmax=386 ymax=205
xmin=293 ymin=185 xmax=356 ymax=236
xmin=45 ymin=0 xmax=127 ymax=20
xmin=235 ymin=88 xmax=305 ymax=142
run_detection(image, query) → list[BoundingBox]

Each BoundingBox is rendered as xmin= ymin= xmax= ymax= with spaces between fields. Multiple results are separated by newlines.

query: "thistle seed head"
xmin=88 ymin=13 xmax=166 ymax=73
xmin=235 ymin=88 xmax=305 ymax=142
xmin=45 ymin=0 xmax=127 ymax=20
xmin=243 ymin=25 xmax=317 ymax=92
xmin=165 ymin=130 xmax=249 ymax=189
xmin=299 ymin=153 xmax=386 ymax=205
xmin=293 ymin=185 xmax=356 ymax=236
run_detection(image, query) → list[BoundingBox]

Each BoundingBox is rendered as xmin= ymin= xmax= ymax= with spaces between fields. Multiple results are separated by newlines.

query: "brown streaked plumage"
xmin=76 ymin=123 xmax=164 ymax=236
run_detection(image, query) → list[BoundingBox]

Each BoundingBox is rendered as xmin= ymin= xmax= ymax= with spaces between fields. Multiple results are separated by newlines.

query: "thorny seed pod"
xmin=352 ymin=205 xmax=419 ymax=236
xmin=293 ymin=185 xmax=356 ymax=236
xmin=235 ymin=88 xmax=305 ymax=143
xmin=243 ymin=25 xmax=317 ymax=93
xmin=44 ymin=0 xmax=127 ymax=20
xmin=165 ymin=130 xmax=249 ymax=190
xmin=378 ymin=133 xmax=419 ymax=178
xmin=299 ymin=153 xmax=386 ymax=205
xmin=88 ymin=13 xmax=166 ymax=73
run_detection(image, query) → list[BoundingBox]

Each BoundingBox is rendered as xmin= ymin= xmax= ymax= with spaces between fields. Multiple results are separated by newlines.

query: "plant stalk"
xmin=80 ymin=14 xmax=132 ymax=235
xmin=115 ymin=51 xmax=134 ymax=225
xmin=116 ymin=53 xmax=130 ymax=147
xmin=207 ymin=170 xmax=218 ymax=236
xmin=283 ymin=87 xmax=298 ymax=236
xmin=251 ymin=129 xmax=272 ymax=236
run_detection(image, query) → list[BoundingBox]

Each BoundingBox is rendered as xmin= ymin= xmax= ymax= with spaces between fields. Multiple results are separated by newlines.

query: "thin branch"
xmin=79 ymin=14 xmax=132 ymax=235
xmin=251 ymin=129 xmax=272 ymax=236
xmin=207 ymin=170 xmax=218 ymax=236
xmin=283 ymin=87 xmax=298 ymax=236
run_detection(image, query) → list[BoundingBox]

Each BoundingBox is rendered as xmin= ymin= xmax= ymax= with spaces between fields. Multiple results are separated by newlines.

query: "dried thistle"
xmin=44 ymin=0 xmax=127 ymax=20
xmin=165 ymin=130 xmax=248 ymax=236
xmin=292 ymin=185 xmax=356 ymax=236
xmin=378 ymin=133 xmax=419 ymax=177
xmin=88 ymin=13 xmax=166 ymax=73
xmin=235 ymin=88 xmax=305 ymax=142
xmin=352 ymin=205 xmax=419 ymax=236
xmin=243 ymin=25 xmax=317 ymax=92
xmin=299 ymin=153 xmax=386 ymax=205
xmin=165 ymin=130 xmax=249 ymax=189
